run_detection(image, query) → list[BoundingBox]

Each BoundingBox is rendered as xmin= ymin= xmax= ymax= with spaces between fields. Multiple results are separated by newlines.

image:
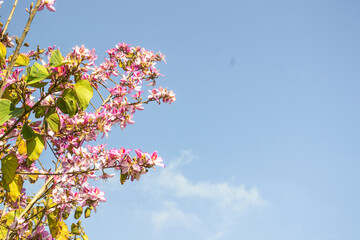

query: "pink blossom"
xmin=151 ymin=151 xmax=165 ymax=167
xmin=2 ymin=34 xmax=15 ymax=47
xmin=135 ymin=149 xmax=143 ymax=158
xmin=38 ymin=0 xmax=56 ymax=12
xmin=1 ymin=42 xmax=175 ymax=236
xmin=28 ymin=225 xmax=51 ymax=239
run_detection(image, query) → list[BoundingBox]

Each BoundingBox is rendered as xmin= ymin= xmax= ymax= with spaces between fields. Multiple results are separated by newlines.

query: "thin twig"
xmin=94 ymin=87 xmax=105 ymax=102
xmin=12 ymin=163 xmax=122 ymax=176
xmin=37 ymin=159 xmax=46 ymax=172
xmin=100 ymin=94 xmax=112 ymax=107
xmin=18 ymin=176 xmax=53 ymax=220
xmin=0 ymin=0 xmax=42 ymax=98
xmin=17 ymin=92 xmax=116 ymax=220
xmin=2 ymin=0 xmax=19 ymax=36
xmin=89 ymin=101 xmax=96 ymax=110
xmin=1 ymin=204 xmax=7 ymax=218
xmin=46 ymin=140 xmax=58 ymax=169
xmin=0 ymin=91 xmax=51 ymax=141
xmin=108 ymin=77 xmax=117 ymax=85
xmin=99 ymin=82 xmax=111 ymax=92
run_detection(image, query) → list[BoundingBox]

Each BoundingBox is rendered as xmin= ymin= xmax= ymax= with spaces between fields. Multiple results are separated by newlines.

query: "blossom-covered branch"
xmin=0 ymin=1 xmax=175 ymax=238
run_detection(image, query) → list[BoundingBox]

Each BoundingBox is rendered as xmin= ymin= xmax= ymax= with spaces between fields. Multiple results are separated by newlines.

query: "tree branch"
xmin=2 ymin=0 xmax=19 ymax=36
xmin=0 ymin=0 xmax=42 ymax=98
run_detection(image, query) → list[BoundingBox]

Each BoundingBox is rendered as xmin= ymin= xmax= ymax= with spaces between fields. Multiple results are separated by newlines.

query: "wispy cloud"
xmin=151 ymin=201 xmax=201 ymax=233
xmin=138 ymin=151 xmax=269 ymax=239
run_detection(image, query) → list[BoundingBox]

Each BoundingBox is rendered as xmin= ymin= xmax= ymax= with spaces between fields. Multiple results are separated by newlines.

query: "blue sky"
xmin=3 ymin=0 xmax=360 ymax=239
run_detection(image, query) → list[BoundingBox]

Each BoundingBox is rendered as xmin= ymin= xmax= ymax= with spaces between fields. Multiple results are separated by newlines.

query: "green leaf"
xmin=71 ymin=223 xmax=81 ymax=235
xmin=82 ymin=234 xmax=89 ymax=240
xmin=59 ymin=88 xmax=78 ymax=117
xmin=17 ymin=137 xmax=27 ymax=155
xmin=50 ymin=50 xmax=65 ymax=67
xmin=3 ymin=85 xmax=20 ymax=105
xmin=5 ymin=175 xmax=23 ymax=202
xmin=0 ymin=42 xmax=6 ymax=59
xmin=0 ymin=209 xmax=22 ymax=238
xmin=74 ymin=80 xmax=93 ymax=111
xmin=14 ymin=54 xmax=30 ymax=67
xmin=0 ymin=223 xmax=8 ymax=238
xmin=21 ymin=123 xmax=35 ymax=140
xmin=4 ymin=210 xmax=22 ymax=221
xmin=84 ymin=207 xmax=91 ymax=218
xmin=26 ymin=134 xmax=45 ymax=162
xmin=28 ymin=171 xmax=38 ymax=184
xmin=48 ymin=212 xmax=69 ymax=239
xmin=62 ymin=211 xmax=70 ymax=220
xmin=74 ymin=206 xmax=83 ymax=219
xmin=27 ymin=62 xmax=49 ymax=85
xmin=34 ymin=106 xmax=46 ymax=118
xmin=120 ymin=173 xmax=128 ymax=185
xmin=0 ymin=99 xmax=24 ymax=125
xmin=56 ymin=221 xmax=70 ymax=240
xmin=1 ymin=154 xmax=18 ymax=185
xmin=29 ymin=81 xmax=49 ymax=88
xmin=45 ymin=112 xmax=60 ymax=133
xmin=48 ymin=211 xmax=58 ymax=237
xmin=56 ymin=98 xmax=68 ymax=114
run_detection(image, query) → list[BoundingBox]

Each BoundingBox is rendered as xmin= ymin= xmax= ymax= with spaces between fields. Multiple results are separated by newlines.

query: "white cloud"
xmin=151 ymin=201 xmax=201 ymax=233
xmin=139 ymin=151 xmax=269 ymax=238
xmin=153 ymin=161 xmax=267 ymax=215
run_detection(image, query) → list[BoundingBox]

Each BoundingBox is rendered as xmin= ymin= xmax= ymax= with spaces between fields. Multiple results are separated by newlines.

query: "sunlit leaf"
xmin=0 ymin=225 xmax=7 ymax=238
xmin=3 ymin=86 xmax=20 ymax=105
xmin=1 ymin=154 xmax=18 ymax=185
xmin=27 ymin=62 xmax=49 ymax=85
xmin=50 ymin=50 xmax=64 ymax=67
xmin=48 ymin=212 xmax=69 ymax=240
xmin=17 ymin=138 xmax=27 ymax=155
xmin=0 ymin=42 xmax=6 ymax=59
xmin=0 ymin=99 xmax=24 ymax=125
xmin=84 ymin=207 xmax=91 ymax=218
xmin=74 ymin=206 xmax=83 ymax=219
xmin=58 ymin=88 xmax=77 ymax=117
xmin=74 ymin=80 xmax=93 ymax=111
xmin=71 ymin=223 xmax=80 ymax=235
xmin=5 ymin=175 xmax=23 ymax=202
xmin=28 ymin=170 xmax=39 ymax=184
xmin=26 ymin=134 xmax=45 ymax=162
xmin=0 ymin=209 xmax=22 ymax=238
xmin=45 ymin=112 xmax=60 ymax=133
xmin=56 ymin=221 xmax=70 ymax=240
xmin=14 ymin=54 xmax=30 ymax=67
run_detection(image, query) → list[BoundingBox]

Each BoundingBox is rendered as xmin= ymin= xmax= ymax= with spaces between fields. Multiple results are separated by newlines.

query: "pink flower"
xmin=151 ymin=151 xmax=165 ymax=167
xmin=120 ymin=155 xmax=132 ymax=174
xmin=135 ymin=149 xmax=143 ymax=158
xmin=38 ymin=0 xmax=56 ymax=12
xmin=2 ymin=34 xmax=15 ymax=48
xmin=1 ymin=42 xmax=175 ymax=236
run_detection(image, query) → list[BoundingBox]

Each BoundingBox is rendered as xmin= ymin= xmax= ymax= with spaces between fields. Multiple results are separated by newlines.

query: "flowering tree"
xmin=0 ymin=0 xmax=175 ymax=239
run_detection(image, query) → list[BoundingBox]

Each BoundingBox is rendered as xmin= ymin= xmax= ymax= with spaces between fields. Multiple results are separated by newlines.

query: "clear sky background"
xmin=2 ymin=0 xmax=360 ymax=239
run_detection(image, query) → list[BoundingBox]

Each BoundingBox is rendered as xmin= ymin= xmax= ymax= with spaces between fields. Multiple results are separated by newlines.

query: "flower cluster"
xmin=0 ymin=42 xmax=174 ymax=239
xmin=0 ymin=0 xmax=175 ymax=238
